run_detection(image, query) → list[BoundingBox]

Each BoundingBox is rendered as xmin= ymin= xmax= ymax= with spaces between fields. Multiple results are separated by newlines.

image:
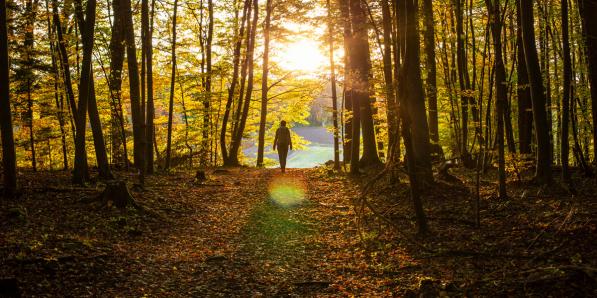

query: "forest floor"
xmin=1 ymin=166 xmax=597 ymax=297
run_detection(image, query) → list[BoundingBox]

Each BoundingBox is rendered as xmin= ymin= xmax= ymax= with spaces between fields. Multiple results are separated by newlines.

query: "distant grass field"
xmin=286 ymin=144 xmax=334 ymax=168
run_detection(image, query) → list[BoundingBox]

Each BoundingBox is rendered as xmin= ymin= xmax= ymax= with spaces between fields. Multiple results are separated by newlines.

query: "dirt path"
xmin=156 ymin=168 xmax=362 ymax=297
xmin=4 ymin=167 xmax=597 ymax=296
xmin=2 ymin=168 xmax=370 ymax=297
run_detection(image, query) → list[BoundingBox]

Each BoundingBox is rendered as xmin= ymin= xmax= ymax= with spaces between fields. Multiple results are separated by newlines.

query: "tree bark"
xmin=516 ymin=2 xmax=532 ymax=155
xmin=486 ymin=0 xmax=506 ymax=199
xmin=72 ymin=0 xmax=97 ymax=184
xmin=520 ymin=0 xmax=552 ymax=184
xmin=0 ymin=0 xmax=17 ymax=196
xmin=46 ymin=1 xmax=68 ymax=171
xmin=23 ymin=0 xmax=38 ymax=171
xmin=143 ymin=0 xmax=155 ymax=174
xmin=52 ymin=0 xmax=77 ymax=130
xmin=349 ymin=0 xmax=381 ymax=169
xmin=165 ymin=0 xmax=178 ymax=170
xmin=397 ymin=0 xmax=429 ymax=235
xmin=422 ymin=0 xmax=438 ymax=144
xmin=328 ymin=0 xmax=340 ymax=170
xmin=339 ymin=0 xmax=352 ymax=164
xmin=221 ymin=0 xmax=250 ymax=165
xmin=561 ymin=0 xmax=571 ymax=182
xmin=257 ymin=0 xmax=272 ymax=167
xmin=454 ymin=0 xmax=471 ymax=164
xmin=578 ymin=0 xmax=597 ymax=164
xmin=108 ymin=0 xmax=128 ymax=168
xmin=399 ymin=0 xmax=433 ymax=182
xmin=229 ymin=0 xmax=258 ymax=166
xmin=122 ymin=0 xmax=147 ymax=183
xmin=88 ymin=76 xmax=113 ymax=179
xmin=203 ymin=0 xmax=213 ymax=166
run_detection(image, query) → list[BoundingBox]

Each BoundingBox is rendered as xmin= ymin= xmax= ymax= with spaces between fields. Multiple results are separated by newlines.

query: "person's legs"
xmin=278 ymin=145 xmax=288 ymax=172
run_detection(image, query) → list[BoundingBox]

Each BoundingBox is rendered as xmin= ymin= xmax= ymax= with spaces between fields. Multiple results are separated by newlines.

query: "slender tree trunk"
xmin=486 ymin=0 xmax=506 ymax=199
xmin=72 ymin=0 xmax=96 ymax=184
xmin=578 ymin=0 xmax=597 ymax=164
xmin=454 ymin=0 xmax=471 ymax=164
xmin=52 ymin=0 xmax=77 ymax=130
xmin=202 ymin=0 xmax=213 ymax=166
xmin=339 ymin=0 xmax=352 ymax=164
xmin=24 ymin=0 xmax=37 ymax=171
xmin=46 ymin=1 xmax=68 ymax=170
xmin=257 ymin=0 xmax=272 ymax=167
xmin=229 ymin=0 xmax=258 ymax=166
xmin=520 ymin=0 xmax=552 ymax=184
xmin=165 ymin=0 xmax=178 ymax=170
xmin=0 ymin=0 xmax=17 ymax=196
xmin=221 ymin=0 xmax=250 ymax=165
xmin=380 ymin=0 xmax=397 ymax=157
xmin=561 ymin=0 xmax=571 ymax=182
xmin=88 ymin=76 xmax=113 ymax=179
xmin=122 ymin=0 xmax=147 ymax=183
xmin=399 ymin=0 xmax=433 ymax=182
xmin=422 ymin=0 xmax=438 ymax=144
xmin=348 ymin=0 xmax=381 ymax=168
xmin=145 ymin=0 xmax=155 ymax=173
xmin=108 ymin=0 xmax=128 ymax=168
xmin=328 ymin=0 xmax=340 ymax=170
xmin=74 ymin=3 xmax=112 ymax=179
xmin=516 ymin=3 xmax=532 ymax=155
xmin=179 ymin=77 xmax=192 ymax=167
xmin=397 ymin=0 xmax=429 ymax=234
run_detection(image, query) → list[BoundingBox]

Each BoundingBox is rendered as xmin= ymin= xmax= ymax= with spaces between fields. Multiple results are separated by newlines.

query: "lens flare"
xmin=268 ymin=176 xmax=306 ymax=207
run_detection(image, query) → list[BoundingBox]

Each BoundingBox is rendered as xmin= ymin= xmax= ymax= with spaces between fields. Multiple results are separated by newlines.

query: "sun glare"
xmin=275 ymin=39 xmax=327 ymax=73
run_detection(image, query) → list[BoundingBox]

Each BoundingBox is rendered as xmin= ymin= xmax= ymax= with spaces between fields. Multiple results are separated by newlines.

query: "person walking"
xmin=273 ymin=120 xmax=293 ymax=173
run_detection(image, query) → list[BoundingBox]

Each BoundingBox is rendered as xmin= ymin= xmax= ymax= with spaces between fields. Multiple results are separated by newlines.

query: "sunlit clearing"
xmin=276 ymin=39 xmax=326 ymax=73
xmin=268 ymin=176 xmax=306 ymax=207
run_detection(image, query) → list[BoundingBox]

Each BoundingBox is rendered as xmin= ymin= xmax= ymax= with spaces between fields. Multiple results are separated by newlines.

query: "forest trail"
xmin=2 ymin=168 xmax=387 ymax=297
xmin=3 ymin=168 xmax=597 ymax=296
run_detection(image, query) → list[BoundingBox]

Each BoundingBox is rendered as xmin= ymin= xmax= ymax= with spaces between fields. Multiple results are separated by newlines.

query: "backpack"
xmin=277 ymin=127 xmax=291 ymax=146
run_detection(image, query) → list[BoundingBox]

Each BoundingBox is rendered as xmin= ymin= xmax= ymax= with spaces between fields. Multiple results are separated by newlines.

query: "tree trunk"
xmin=520 ymin=0 xmax=552 ymax=184
xmin=52 ymin=0 xmax=77 ymax=132
xmin=380 ymin=0 xmax=397 ymax=159
xmin=339 ymin=0 xmax=352 ymax=164
xmin=578 ymin=0 xmax=597 ymax=164
xmin=454 ymin=0 xmax=471 ymax=164
xmin=165 ymin=0 xmax=178 ymax=170
xmin=328 ymin=0 xmax=340 ymax=170
xmin=24 ymin=0 xmax=37 ymax=171
xmin=122 ymin=0 xmax=147 ymax=183
xmin=486 ymin=0 xmax=506 ymax=199
xmin=46 ymin=1 xmax=68 ymax=171
xmin=203 ymin=0 xmax=213 ymax=166
xmin=0 ymin=0 xmax=17 ymax=196
xmin=143 ymin=0 xmax=155 ymax=174
xmin=349 ymin=0 xmax=381 ymax=168
xmin=516 ymin=2 xmax=532 ymax=155
xmin=229 ymin=0 xmax=259 ymax=166
xmin=397 ymin=0 xmax=429 ymax=235
xmin=221 ymin=0 xmax=250 ymax=165
xmin=399 ymin=0 xmax=433 ymax=182
xmin=72 ymin=0 xmax=96 ymax=184
xmin=74 ymin=3 xmax=112 ymax=180
xmin=88 ymin=77 xmax=113 ymax=179
xmin=256 ymin=0 xmax=272 ymax=167
xmin=422 ymin=0 xmax=438 ymax=144
xmin=108 ymin=0 xmax=128 ymax=168
xmin=561 ymin=0 xmax=571 ymax=182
